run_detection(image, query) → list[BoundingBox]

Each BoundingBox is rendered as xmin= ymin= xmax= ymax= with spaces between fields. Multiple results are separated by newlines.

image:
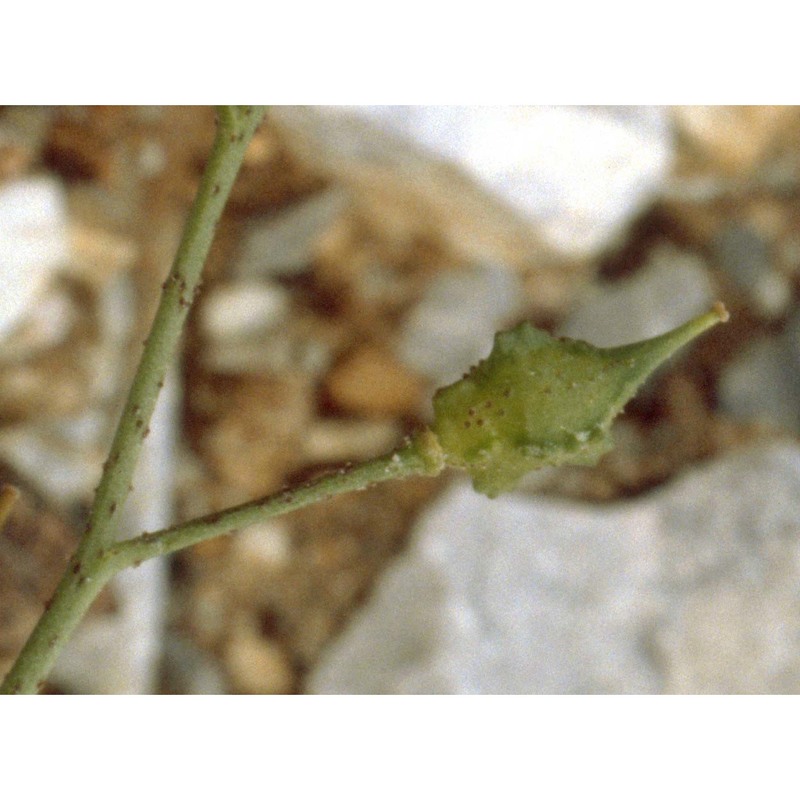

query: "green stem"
xmin=103 ymin=430 xmax=444 ymax=572
xmin=0 ymin=106 xmax=266 ymax=695
xmin=85 ymin=106 xmax=265 ymax=559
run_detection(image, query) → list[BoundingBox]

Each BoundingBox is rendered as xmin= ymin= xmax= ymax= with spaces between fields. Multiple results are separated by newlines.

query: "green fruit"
xmin=432 ymin=304 xmax=728 ymax=497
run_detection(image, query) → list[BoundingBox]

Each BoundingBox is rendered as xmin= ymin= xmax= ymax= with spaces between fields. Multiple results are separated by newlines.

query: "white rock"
xmin=309 ymin=442 xmax=800 ymax=694
xmin=0 ymin=176 xmax=70 ymax=337
xmin=398 ymin=263 xmax=524 ymax=388
xmin=235 ymin=189 xmax=347 ymax=278
xmin=200 ymin=281 xmax=290 ymax=339
xmin=203 ymin=333 xmax=332 ymax=377
xmin=354 ymin=106 xmax=674 ymax=258
xmin=557 ymin=244 xmax=716 ymax=346
xmin=91 ymin=273 xmax=138 ymax=402
xmin=231 ymin=521 xmax=292 ymax=568
xmin=0 ymin=419 xmax=104 ymax=505
xmin=0 ymin=286 xmax=77 ymax=361
xmin=302 ymin=419 xmax=402 ymax=463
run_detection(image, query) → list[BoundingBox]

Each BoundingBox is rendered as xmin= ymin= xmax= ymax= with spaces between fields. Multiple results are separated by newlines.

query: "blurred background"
xmin=1 ymin=106 xmax=798 ymax=693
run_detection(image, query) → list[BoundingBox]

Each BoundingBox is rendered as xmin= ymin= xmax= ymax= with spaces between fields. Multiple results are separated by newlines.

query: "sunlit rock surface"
xmin=309 ymin=442 xmax=800 ymax=694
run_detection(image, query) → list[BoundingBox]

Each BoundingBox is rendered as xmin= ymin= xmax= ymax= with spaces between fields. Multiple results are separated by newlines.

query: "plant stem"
xmin=103 ymin=430 xmax=444 ymax=572
xmin=85 ymin=106 xmax=265 ymax=559
xmin=0 ymin=106 xmax=266 ymax=695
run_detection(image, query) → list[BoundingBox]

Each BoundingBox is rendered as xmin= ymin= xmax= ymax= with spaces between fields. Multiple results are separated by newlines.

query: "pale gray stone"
xmin=235 ymin=189 xmax=347 ymax=279
xmin=718 ymin=302 xmax=800 ymax=432
xmin=714 ymin=223 xmax=792 ymax=318
xmin=398 ymin=263 xmax=525 ymax=388
xmin=717 ymin=335 xmax=800 ymax=431
xmin=557 ymin=243 xmax=716 ymax=347
xmin=0 ymin=285 xmax=78 ymax=361
xmin=309 ymin=442 xmax=800 ymax=694
xmin=353 ymin=106 xmax=673 ymax=259
xmin=0 ymin=176 xmax=70 ymax=336
xmin=0 ymin=419 xmax=104 ymax=505
xmin=0 ymin=275 xmax=139 ymax=505
xmin=162 ymin=635 xmax=227 ymax=695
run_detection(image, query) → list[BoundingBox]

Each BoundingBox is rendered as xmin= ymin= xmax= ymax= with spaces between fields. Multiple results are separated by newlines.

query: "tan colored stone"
xmin=302 ymin=418 xmax=401 ymax=462
xmin=0 ymin=483 xmax=76 ymax=685
xmin=230 ymin=521 xmax=292 ymax=569
xmin=672 ymin=106 xmax=799 ymax=175
xmin=193 ymin=372 xmax=314 ymax=496
xmin=0 ymin=143 xmax=33 ymax=180
xmin=69 ymin=223 xmax=138 ymax=285
xmin=0 ymin=107 xmax=52 ymax=181
xmin=325 ymin=344 xmax=425 ymax=417
xmin=224 ymin=626 xmax=294 ymax=694
xmin=188 ymin=583 xmax=229 ymax=648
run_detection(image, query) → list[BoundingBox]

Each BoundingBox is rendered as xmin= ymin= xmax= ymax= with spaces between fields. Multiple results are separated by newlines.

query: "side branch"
xmin=103 ymin=431 xmax=445 ymax=572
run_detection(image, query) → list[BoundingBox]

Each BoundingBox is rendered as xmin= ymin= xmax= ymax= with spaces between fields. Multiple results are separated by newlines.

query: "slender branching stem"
xmin=0 ymin=107 xmax=266 ymax=695
xmin=102 ymin=430 xmax=444 ymax=573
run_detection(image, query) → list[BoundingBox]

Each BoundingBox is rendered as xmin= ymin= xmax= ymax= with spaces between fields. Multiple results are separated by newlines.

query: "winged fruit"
xmin=431 ymin=304 xmax=728 ymax=498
